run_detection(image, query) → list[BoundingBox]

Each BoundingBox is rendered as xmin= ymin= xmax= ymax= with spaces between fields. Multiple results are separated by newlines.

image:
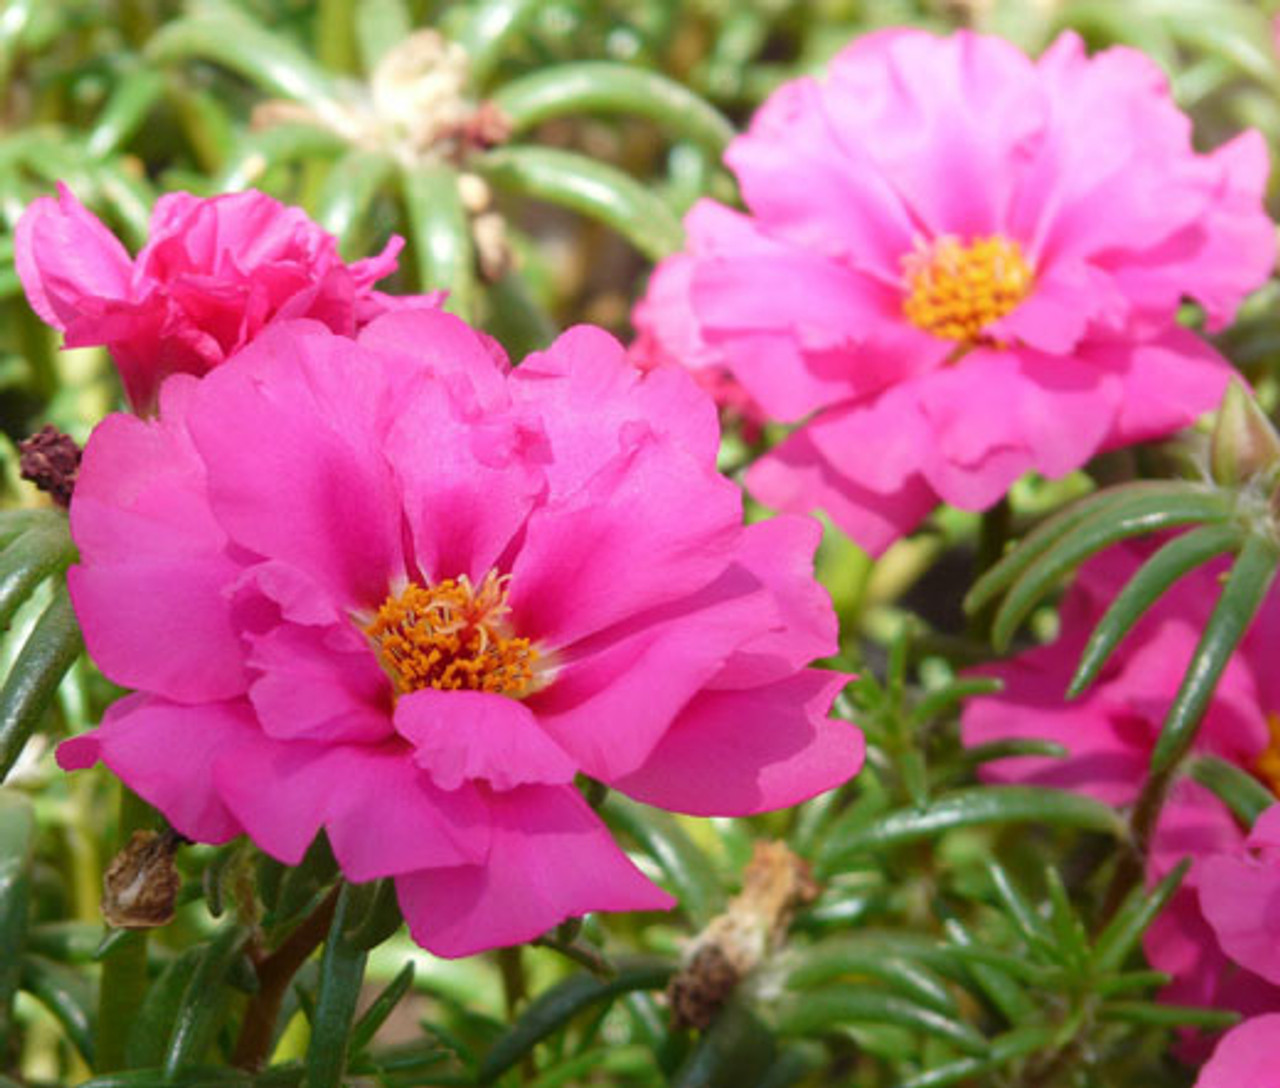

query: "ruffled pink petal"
xmin=387 ymin=376 xmax=544 ymax=584
xmin=1013 ymin=351 xmax=1121 ymax=478
xmin=746 ymin=427 xmax=938 ymax=558
xmin=212 ymin=736 xmax=488 ymax=879
xmin=394 ymin=689 xmax=577 ymax=791
xmin=1199 ymin=807 xmax=1280 ymax=988
xmin=395 ymin=785 xmax=673 ymax=958
xmin=509 ymin=432 xmax=741 ymax=648
xmin=514 ymin=323 xmax=721 ymax=491
xmin=357 ymin=308 xmax=511 ymax=405
xmin=246 ymin=622 xmax=393 ymax=744
xmin=708 ymin=516 xmax=838 ymax=688
xmin=15 ymin=182 xmax=133 ymax=331
xmin=613 ymin=670 xmax=860 ymax=815
xmin=57 ymin=695 xmax=248 ymax=843
xmin=185 ymin=322 xmax=407 ymax=612
xmin=1194 ymin=1015 xmax=1280 ymax=1088
xmin=527 ymin=579 xmax=772 ymax=781
xmin=68 ymin=384 xmax=247 ymax=702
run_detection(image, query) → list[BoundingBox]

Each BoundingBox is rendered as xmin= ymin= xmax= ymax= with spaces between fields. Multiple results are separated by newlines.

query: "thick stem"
xmin=232 ymin=885 xmax=342 ymax=1071
xmin=94 ymin=788 xmax=156 ymax=1073
xmin=1100 ymin=763 xmax=1176 ymax=924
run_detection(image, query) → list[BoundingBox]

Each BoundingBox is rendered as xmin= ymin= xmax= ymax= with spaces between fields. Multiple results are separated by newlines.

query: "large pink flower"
xmin=961 ymin=543 xmax=1280 ymax=1019
xmin=16 ymin=185 xmax=440 ymax=414
xmin=57 ymin=308 xmax=862 ymax=957
xmin=634 ymin=29 xmax=1274 ymax=554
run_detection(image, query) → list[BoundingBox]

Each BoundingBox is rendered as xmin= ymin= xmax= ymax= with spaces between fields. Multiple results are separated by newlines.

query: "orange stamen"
xmin=902 ymin=235 xmax=1033 ymax=345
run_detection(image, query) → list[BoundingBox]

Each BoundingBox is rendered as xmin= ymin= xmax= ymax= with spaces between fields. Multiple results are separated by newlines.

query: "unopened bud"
xmin=102 ymin=829 xmax=184 ymax=929
xmin=1210 ymin=380 xmax=1280 ymax=489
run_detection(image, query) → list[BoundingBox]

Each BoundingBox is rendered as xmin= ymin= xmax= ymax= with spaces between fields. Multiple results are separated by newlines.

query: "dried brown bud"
xmin=18 ymin=425 xmax=81 ymax=507
xmin=102 ymin=829 xmax=183 ymax=929
xmin=453 ymin=100 xmax=512 ymax=152
xmin=667 ymin=841 xmax=818 ymax=1030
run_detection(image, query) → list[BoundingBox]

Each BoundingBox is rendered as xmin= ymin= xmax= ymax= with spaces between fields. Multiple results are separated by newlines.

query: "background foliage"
xmin=3 ymin=1 xmax=1280 ymax=1086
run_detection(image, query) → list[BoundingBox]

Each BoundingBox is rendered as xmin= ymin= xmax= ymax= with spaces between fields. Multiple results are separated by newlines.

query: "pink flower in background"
xmin=634 ymin=29 xmax=1274 ymax=554
xmin=962 ymin=543 xmax=1280 ymax=1021
xmin=57 ymin=308 xmax=862 ymax=957
xmin=1193 ymin=1014 xmax=1280 ymax=1087
xmin=1199 ymin=805 xmax=1280 ymax=989
xmin=16 ymin=185 xmax=441 ymax=414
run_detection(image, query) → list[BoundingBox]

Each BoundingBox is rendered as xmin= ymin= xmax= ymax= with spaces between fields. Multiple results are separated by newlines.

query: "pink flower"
xmin=634 ymin=29 xmax=1274 ymax=555
xmin=961 ymin=543 xmax=1280 ymax=1018
xmin=57 ymin=308 xmax=862 ymax=957
xmin=1193 ymin=1014 xmax=1280 ymax=1087
xmin=16 ymin=184 xmax=441 ymax=414
xmin=1199 ymin=805 xmax=1280 ymax=988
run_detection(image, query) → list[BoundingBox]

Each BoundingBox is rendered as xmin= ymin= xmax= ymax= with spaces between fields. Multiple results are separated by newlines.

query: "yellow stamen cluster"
xmin=1256 ymin=713 xmax=1280 ymax=798
xmin=364 ymin=571 xmax=537 ymax=698
xmin=901 ymin=235 xmax=1033 ymax=344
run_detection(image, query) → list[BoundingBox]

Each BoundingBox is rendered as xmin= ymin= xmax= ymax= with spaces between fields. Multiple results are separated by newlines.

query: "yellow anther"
xmin=901 ymin=235 xmax=1033 ymax=344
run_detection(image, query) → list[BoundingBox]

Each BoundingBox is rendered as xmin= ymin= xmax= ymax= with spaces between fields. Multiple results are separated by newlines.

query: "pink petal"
xmin=57 ymin=695 xmax=248 ymax=843
xmin=394 ymin=689 xmax=577 ymax=791
xmin=15 ymin=182 xmax=133 ymax=331
xmin=509 ymin=432 xmax=741 ymax=648
xmin=246 ymin=622 xmax=393 ymax=744
xmin=185 ymin=322 xmax=407 ymax=612
xmin=212 ymin=736 xmax=488 ymax=879
xmin=1194 ymin=1015 xmax=1280 ymax=1088
xmin=396 ymin=785 xmax=673 ymax=958
xmin=613 ymin=670 xmax=860 ymax=815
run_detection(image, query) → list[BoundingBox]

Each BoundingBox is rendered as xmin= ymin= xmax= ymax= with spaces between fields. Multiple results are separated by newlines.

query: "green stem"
xmin=93 ymin=788 xmax=156 ymax=1073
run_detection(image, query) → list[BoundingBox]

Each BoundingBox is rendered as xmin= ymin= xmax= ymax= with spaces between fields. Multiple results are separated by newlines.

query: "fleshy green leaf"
xmin=21 ymin=954 xmax=96 ymax=1064
xmin=670 ymin=1001 xmax=778 ymax=1088
xmin=782 ymin=944 xmax=959 ymax=1017
xmin=455 ymin=0 xmax=542 ymax=88
xmin=163 ymin=924 xmax=253 ymax=1075
xmin=0 ymin=790 xmax=34 ymax=1046
xmin=0 ymin=585 xmax=84 ymax=782
xmin=86 ymin=69 xmax=167 ymax=159
xmin=315 ymin=150 xmax=395 ymax=253
xmin=1069 ymin=522 xmax=1242 ymax=697
xmin=401 ymin=163 xmax=477 ymax=321
xmin=818 ymin=787 xmax=1125 ymax=875
xmin=1151 ymin=531 xmax=1280 ymax=774
xmin=777 ymin=986 xmax=988 ymax=1056
xmin=493 ymin=62 xmax=736 ymax=152
xmin=1188 ymin=754 xmax=1278 ymax=828
xmin=479 ymin=959 xmax=674 ymax=1083
xmin=475 ymin=147 xmax=684 ymax=261
xmin=304 ymin=885 xmax=369 ymax=1088
xmin=1093 ymin=860 xmax=1189 ymax=973
xmin=349 ymin=961 xmax=414 ymax=1056
xmin=1099 ymin=1001 xmax=1240 ymax=1030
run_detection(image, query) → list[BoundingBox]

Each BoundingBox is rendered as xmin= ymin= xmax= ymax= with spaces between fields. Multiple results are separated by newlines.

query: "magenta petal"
xmin=1199 ymin=842 xmax=1280 ymax=986
xmin=213 ymin=737 xmax=488 ymax=879
xmin=246 ymin=623 xmax=392 ymax=744
xmin=1193 ymin=1015 xmax=1280 ymax=1088
xmin=394 ymin=689 xmax=577 ymax=791
xmin=185 ymin=322 xmax=406 ymax=611
xmin=15 ymin=182 xmax=133 ymax=331
xmin=57 ymin=695 xmax=248 ymax=843
xmin=510 ymin=433 xmax=741 ymax=647
xmin=395 ymin=785 xmax=673 ymax=958
xmin=614 ymin=670 xmax=861 ymax=815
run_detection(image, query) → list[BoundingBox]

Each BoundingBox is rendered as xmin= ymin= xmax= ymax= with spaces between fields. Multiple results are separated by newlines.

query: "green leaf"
xmin=21 ymin=954 xmax=96 ymax=1064
xmin=1042 ymin=865 xmax=1089 ymax=968
xmin=940 ymin=919 xmax=1035 ymax=1023
xmin=0 ymin=511 xmax=74 ymax=632
xmin=146 ymin=15 xmax=340 ymax=107
xmin=400 ymin=164 xmax=477 ymax=321
xmin=343 ymin=877 xmax=402 ymax=950
xmin=1069 ymin=523 xmax=1242 ymax=696
xmin=304 ymin=884 xmax=369 ymax=1088
xmin=1094 ymin=970 xmax=1171 ymax=998
xmin=163 ymin=924 xmax=253 ymax=1075
xmin=354 ymin=0 xmax=411 ymax=73
xmin=1151 ymin=532 xmax=1280 ymax=774
xmin=493 ymin=62 xmax=735 ymax=153
xmin=456 ymin=0 xmax=542 ymax=88
xmin=670 ymin=1001 xmax=777 ymax=1088
xmin=777 ymin=986 xmax=988 ymax=1056
xmin=350 ymin=961 xmax=414 ymax=1055
xmin=1093 ymin=860 xmax=1189 ymax=974
xmin=126 ymin=947 xmax=203 ymax=1068
xmin=1188 ymin=755 xmax=1278 ymax=828
xmin=0 ymin=585 xmax=83 ymax=782
xmin=601 ymin=795 xmax=723 ymax=926
xmin=909 ymin=677 xmax=1004 ymax=729
xmin=315 ymin=150 xmax=395 ymax=253
xmin=479 ymin=958 xmax=674 ymax=1083
xmin=965 ymin=481 xmax=1206 ymax=615
xmin=991 ymin=489 xmax=1234 ymax=650
xmin=475 ymin=147 xmax=684 ymax=261
xmin=216 ymin=125 xmax=348 ymax=192
xmin=984 ymin=861 xmax=1056 ymax=958
xmin=895 ymin=1025 xmax=1054 ymax=1088
xmin=782 ymin=943 xmax=959 ymax=1017
xmin=1099 ymin=1001 xmax=1240 ymax=1030
xmin=0 ymin=790 xmax=34 ymax=1046
xmin=817 ymin=787 xmax=1125 ymax=875
xmin=87 ymin=69 xmax=167 ymax=159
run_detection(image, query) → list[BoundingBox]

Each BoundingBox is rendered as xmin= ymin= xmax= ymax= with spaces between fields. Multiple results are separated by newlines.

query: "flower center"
xmin=1255 ymin=713 xmax=1280 ymax=798
xmin=364 ymin=571 xmax=538 ymax=698
xmin=901 ymin=235 xmax=1033 ymax=344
